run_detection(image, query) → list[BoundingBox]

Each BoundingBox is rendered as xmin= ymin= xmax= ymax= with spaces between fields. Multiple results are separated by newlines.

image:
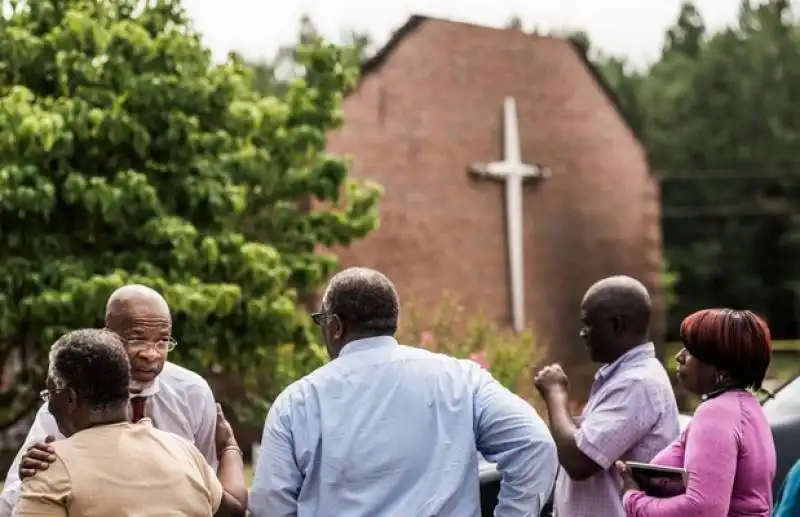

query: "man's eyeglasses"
xmin=39 ymin=388 xmax=65 ymax=402
xmin=124 ymin=338 xmax=178 ymax=354
xmin=310 ymin=312 xmax=331 ymax=327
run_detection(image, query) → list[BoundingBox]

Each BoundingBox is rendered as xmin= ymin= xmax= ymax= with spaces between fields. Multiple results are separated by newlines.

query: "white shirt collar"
xmin=129 ymin=373 xmax=162 ymax=398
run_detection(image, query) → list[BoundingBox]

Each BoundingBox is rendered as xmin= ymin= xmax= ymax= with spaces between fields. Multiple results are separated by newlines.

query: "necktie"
xmin=130 ymin=396 xmax=147 ymax=423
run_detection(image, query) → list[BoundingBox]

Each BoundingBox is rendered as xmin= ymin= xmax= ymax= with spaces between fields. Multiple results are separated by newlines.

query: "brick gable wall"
xmin=326 ymin=18 xmax=664 ymax=402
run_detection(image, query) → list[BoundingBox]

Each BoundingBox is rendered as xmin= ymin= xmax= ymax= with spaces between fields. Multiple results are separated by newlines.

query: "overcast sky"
xmin=183 ymin=0 xmax=743 ymax=67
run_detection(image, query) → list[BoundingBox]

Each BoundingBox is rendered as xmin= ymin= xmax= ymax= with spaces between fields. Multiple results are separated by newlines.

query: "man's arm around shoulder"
xmin=1 ymin=405 xmax=62 ymax=517
xmin=473 ymin=368 xmax=558 ymax=517
xmin=13 ymin=453 xmax=70 ymax=517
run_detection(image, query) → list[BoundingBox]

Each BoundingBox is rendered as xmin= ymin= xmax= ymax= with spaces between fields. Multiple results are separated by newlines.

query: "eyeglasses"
xmin=124 ymin=337 xmax=178 ymax=354
xmin=310 ymin=312 xmax=331 ymax=326
xmin=39 ymin=388 xmax=65 ymax=402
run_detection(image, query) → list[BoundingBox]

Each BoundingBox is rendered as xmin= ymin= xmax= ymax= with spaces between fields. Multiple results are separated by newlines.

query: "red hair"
xmin=679 ymin=308 xmax=772 ymax=390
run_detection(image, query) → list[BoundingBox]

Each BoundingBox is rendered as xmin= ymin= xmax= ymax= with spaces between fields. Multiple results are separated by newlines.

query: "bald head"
xmin=322 ymin=267 xmax=399 ymax=335
xmin=582 ymin=275 xmax=652 ymax=335
xmin=105 ymin=284 xmax=170 ymax=325
xmin=104 ymin=285 xmax=172 ymax=390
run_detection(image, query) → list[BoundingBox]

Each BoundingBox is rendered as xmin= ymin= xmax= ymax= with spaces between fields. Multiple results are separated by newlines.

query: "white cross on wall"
xmin=469 ymin=97 xmax=550 ymax=333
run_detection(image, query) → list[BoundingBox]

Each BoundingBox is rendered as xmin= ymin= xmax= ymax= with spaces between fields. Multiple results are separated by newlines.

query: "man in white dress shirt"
xmin=0 ymin=284 xmax=218 ymax=516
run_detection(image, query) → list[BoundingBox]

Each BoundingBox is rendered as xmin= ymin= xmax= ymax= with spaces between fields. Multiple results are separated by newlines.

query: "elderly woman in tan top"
xmin=14 ymin=328 xmax=247 ymax=517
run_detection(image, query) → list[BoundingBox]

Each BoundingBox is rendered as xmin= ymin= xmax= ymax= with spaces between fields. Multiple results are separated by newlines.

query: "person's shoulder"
xmin=131 ymin=426 xmax=212 ymax=472
xmin=391 ymin=343 xmax=475 ymax=367
xmin=605 ymin=361 xmax=675 ymax=413
xmin=394 ymin=345 xmax=490 ymax=388
xmin=695 ymin=390 xmax=751 ymax=419
xmin=121 ymin=423 xmax=199 ymax=458
xmin=50 ymin=437 xmax=78 ymax=458
xmin=286 ymin=344 xmax=476 ymax=389
xmin=270 ymin=375 xmax=314 ymax=414
xmin=148 ymin=425 xmax=196 ymax=449
xmin=688 ymin=393 xmax=752 ymax=442
xmin=48 ymin=433 xmax=94 ymax=474
xmin=160 ymin=361 xmax=208 ymax=386
xmin=616 ymin=358 xmax=672 ymax=390
xmin=159 ymin=361 xmax=212 ymax=394
xmin=18 ymin=451 xmax=71 ymax=497
xmin=786 ymin=457 xmax=800 ymax=484
xmin=27 ymin=402 xmax=61 ymax=435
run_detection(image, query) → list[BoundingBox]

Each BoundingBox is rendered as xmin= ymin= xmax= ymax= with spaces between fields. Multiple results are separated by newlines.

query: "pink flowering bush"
xmin=397 ymin=293 xmax=539 ymax=399
xmin=469 ymin=350 xmax=490 ymax=369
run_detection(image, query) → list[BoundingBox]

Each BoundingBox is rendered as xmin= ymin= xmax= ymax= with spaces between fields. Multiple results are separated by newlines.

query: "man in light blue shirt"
xmin=249 ymin=267 xmax=557 ymax=517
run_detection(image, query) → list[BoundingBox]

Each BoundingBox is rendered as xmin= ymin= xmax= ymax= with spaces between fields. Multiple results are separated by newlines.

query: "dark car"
xmin=478 ymin=376 xmax=800 ymax=516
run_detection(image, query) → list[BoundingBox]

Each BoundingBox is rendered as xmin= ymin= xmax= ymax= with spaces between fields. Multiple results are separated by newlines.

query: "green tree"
xmin=0 ymin=0 xmax=381 ymax=430
xmin=506 ymin=15 xmax=525 ymax=31
xmin=662 ymin=1 xmax=706 ymax=58
xmin=248 ymin=14 xmax=374 ymax=97
xmin=641 ymin=0 xmax=800 ymax=336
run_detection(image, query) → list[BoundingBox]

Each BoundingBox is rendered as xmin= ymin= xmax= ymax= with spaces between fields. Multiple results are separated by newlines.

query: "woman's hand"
xmin=615 ymin=461 xmax=641 ymax=498
xmin=215 ymin=403 xmax=238 ymax=453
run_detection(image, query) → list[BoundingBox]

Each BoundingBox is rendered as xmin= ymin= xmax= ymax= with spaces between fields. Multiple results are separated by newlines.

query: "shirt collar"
xmin=131 ymin=375 xmax=161 ymax=398
xmin=595 ymin=342 xmax=656 ymax=381
xmin=339 ymin=335 xmax=398 ymax=357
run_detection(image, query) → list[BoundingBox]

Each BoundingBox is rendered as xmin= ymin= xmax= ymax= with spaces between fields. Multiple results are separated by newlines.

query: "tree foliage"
xmin=0 ymin=0 xmax=381 ymax=430
xmin=513 ymin=2 xmax=800 ymax=338
xmin=640 ymin=0 xmax=800 ymax=336
xmin=246 ymin=14 xmax=374 ymax=97
xmin=574 ymin=0 xmax=800 ymax=337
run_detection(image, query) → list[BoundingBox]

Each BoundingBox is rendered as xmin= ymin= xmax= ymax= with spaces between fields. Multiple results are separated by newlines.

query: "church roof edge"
xmin=355 ymin=15 xmax=646 ymax=158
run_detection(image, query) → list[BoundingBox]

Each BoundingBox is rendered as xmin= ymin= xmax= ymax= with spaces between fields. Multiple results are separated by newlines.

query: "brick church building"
xmin=327 ymin=16 xmax=663 ymax=401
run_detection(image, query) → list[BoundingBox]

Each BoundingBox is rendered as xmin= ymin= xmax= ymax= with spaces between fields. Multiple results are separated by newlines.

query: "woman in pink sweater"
xmin=620 ymin=308 xmax=776 ymax=517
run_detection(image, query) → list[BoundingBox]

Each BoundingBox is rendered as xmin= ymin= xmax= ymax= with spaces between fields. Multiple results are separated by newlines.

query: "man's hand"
xmin=19 ymin=436 xmax=57 ymax=479
xmin=215 ymin=403 xmax=237 ymax=453
xmin=533 ymin=363 xmax=570 ymax=398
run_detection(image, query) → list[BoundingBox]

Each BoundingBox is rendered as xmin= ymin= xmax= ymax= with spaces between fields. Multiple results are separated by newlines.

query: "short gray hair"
xmin=322 ymin=267 xmax=399 ymax=334
xmin=49 ymin=329 xmax=130 ymax=411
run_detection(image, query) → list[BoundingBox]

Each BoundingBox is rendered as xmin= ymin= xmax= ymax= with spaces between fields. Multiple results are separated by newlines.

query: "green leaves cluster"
xmin=397 ymin=294 xmax=538 ymax=400
xmin=0 ymin=0 xmax=381 ymax=429
xmin=637 ymin=0 xmax=800 ymax=336
xmin=575 ymin=0 xmax=800 ymax=337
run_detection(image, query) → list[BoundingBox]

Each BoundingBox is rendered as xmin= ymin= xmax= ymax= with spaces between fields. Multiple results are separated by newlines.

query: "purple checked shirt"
xmin=553 ymin=343 xmax=680 ymax=517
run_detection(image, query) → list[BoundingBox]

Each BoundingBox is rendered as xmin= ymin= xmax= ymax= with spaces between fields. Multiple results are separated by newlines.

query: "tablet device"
xmin=625 ymin=461 xmax=687 ymax=495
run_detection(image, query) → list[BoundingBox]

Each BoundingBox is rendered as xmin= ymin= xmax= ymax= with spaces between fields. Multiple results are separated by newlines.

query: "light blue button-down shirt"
xmin=249 ymin=336 xmax=557 ymax=517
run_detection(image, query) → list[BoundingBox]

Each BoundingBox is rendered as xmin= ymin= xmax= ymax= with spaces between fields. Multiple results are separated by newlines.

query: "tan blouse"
xmin=15 ymin=421 xmax=222 ymax=517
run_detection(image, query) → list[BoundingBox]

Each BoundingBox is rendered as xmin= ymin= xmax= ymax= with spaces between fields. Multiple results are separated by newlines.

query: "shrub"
xmin=396 ymin=294 xmax=540 ymax=401
xmin=0 ymin=0 xmax=379 ymax=430
xmin=232 ymin=338 xmax=328 ymax=424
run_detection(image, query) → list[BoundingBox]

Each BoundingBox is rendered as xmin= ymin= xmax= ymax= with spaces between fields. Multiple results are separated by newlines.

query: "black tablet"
xmin=625 ymin=461 xmax=687 ymax=496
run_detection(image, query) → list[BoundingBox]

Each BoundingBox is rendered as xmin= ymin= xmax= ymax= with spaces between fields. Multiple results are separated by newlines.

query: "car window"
xmin=763 ymin=376 xmax=800 ymax=420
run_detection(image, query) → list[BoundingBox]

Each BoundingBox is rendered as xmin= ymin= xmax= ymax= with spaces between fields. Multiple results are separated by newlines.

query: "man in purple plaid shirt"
xmin=534 ymin=276 xmax=680 ymax=517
